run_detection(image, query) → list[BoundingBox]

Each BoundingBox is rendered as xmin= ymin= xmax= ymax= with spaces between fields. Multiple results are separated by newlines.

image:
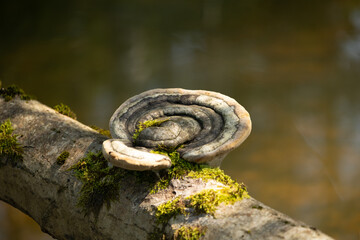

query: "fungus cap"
xmin=102 ymin=88 xmax=251 ymax=171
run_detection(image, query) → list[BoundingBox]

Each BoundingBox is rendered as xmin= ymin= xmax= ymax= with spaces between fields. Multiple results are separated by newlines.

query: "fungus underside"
xmin=0 ymin=83 xmax=34 ymax=102
xmin=0 ymin=119 xmax=23 ymax=167
xmin=53 ymin=103 xmax=77 ymax=120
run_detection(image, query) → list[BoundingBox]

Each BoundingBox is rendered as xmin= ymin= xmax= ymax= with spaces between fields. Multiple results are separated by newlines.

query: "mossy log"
xmin=0 ymin=98 xmax=333 ymax=240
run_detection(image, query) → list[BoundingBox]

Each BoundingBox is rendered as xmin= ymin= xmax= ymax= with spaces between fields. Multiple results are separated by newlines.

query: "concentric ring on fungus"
xmin=102 ymin=88 xmax=252 ymax=171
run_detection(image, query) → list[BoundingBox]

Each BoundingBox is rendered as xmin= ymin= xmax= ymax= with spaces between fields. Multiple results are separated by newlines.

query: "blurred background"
xmin=0 ymin=1 xmax=359 ymax=239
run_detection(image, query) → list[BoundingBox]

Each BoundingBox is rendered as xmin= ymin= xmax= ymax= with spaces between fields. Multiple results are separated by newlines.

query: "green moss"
xmin=187 ymin=167 xmax=237 ymax=186
xmin=149 ymin=148 xmax=203 ymax=194
xmin=149 ymin=147 xmax=246 ymax=195
xmin=53 ymin=103 xmax=77 ymax=120
xmin=153 ymin=148 xmax=249 ymax=230
xmin=186 ymin=190 xmax=218 ymax=214
xmin=69 ymin=137 xmax=248 ymax=234
xmin=155 ymin=185 xmax=248 ymax=225
xmin=0 ymin=84 xmax=34 ymax=102
xmin=132 ymin=118 xmax=169 ymax=142
xmin=69 ymin=150 xmax=159 ymax=217
xmin=174 ymin=226 xmax=206 ymax=240
xmin=0 ymin=119 xmax=23 ymax=167
xmin=186 ymin=185 xmax=248 ymax=216
xmin=90 ymin=125 xmax=111 ymax=138
xmin=56 ymin=151 xmax=70 ymax=165
xmin=155 ymin=197 xmax=186 ymax=224
xmin=69 ymin=151 xmax=127 ymax=217
xmin=150 ymin=145 xmax=249 ymax=196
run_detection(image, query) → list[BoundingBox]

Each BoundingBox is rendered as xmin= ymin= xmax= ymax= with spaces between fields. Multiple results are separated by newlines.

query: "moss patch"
xmin=56 ymin=151 xmax=70 ymax=165
xmin=155 ymin=185 xmax=248 ymax=224
xmin=153 ymin=148 xmax=248 ymax=233
xmin=186 ymin=185 xmax=248 ymax=216
xmin=0 ymin=84 xmax=34 ymax=102
xmin=149 ymin=147 xmax=246 ymax=197
xmin=90 ymin=125 xmax=111 ymax=138
xmin=0 ymin=119 xmax=23 ymax=167
xmin=187 ymin=167 xmax=238 ymax=186
xmin=156 ymin=197 xmax=186 ymax=224
xmin=69 ymin=151 xmax=128 ymax=217
xmin=70 ymin=144 xmax=248 ymax=237
xmin=133 ymin=118 xmax=169 ymax=142
xmin=69 ymin=151 xmax=158 ymax=217
xmin=174 ymin=226 xmax=206 ymax=240
xmin=149 ymin=148 xmax=202 ymax=194
xmin=53 ymin=103 xmax=77 ymax=120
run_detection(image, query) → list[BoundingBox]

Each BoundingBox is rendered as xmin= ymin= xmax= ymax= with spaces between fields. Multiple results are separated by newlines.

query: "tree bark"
xmin=0 ymin=98 xmax=333 ymax=240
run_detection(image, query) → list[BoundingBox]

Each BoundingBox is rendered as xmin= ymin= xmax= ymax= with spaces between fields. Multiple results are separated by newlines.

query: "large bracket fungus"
xmin=102 ymin=88 xmax=252 ymax=171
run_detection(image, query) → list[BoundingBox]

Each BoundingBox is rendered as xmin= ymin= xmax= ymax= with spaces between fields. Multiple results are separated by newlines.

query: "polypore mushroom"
xmin=102 ymin=88 xmax=252 ymax=171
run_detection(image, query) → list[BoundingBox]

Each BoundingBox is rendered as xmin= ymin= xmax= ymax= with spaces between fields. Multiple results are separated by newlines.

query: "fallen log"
xmin=0 ymin=96 xmax=333 ymax=240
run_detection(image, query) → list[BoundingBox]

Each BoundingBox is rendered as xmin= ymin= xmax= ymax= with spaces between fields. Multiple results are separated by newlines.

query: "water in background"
xmin=0 ymin=1 xmax=360 ymax=239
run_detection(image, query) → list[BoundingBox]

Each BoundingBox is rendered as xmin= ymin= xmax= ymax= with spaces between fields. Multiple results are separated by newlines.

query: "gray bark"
xmin=0 ymin=98 xmax=333 ymax=240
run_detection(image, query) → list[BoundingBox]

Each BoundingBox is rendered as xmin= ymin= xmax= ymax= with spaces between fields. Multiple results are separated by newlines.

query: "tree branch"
xmin=0 ymin=98 xmax=333 ymax=240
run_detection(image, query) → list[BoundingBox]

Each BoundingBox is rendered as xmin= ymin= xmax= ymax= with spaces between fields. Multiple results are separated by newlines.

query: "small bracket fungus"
xmin=102 ymin=88 xmax=251 ymax=171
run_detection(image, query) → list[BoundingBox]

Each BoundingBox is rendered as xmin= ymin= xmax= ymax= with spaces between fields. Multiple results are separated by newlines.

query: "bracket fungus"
xmin=102 ymin=88 xmax=252 ymax=171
